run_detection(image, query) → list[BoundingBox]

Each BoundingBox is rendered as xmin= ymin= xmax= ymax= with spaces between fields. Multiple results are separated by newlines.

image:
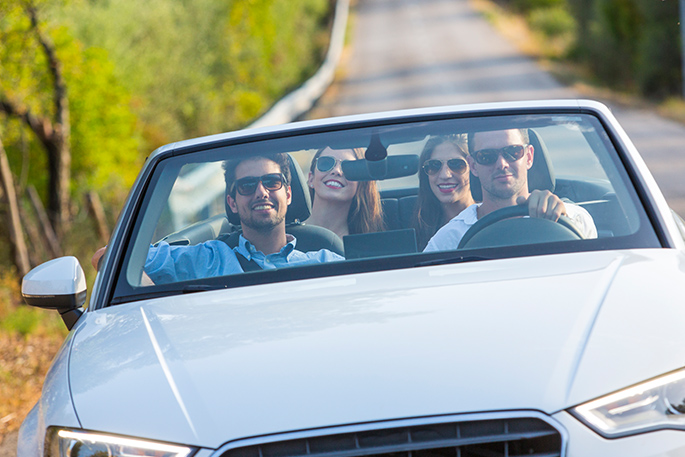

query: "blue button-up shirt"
xmin=145 ymin=234 xmax=344 ymax=284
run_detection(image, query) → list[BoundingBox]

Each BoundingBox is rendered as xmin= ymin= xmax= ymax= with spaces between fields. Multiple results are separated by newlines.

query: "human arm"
xmin=145 ymin=240 xmax=243 ymax=283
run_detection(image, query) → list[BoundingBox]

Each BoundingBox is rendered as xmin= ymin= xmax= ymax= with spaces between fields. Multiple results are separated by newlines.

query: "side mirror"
xmin=22 ymin=256 xmax=86 ymax=330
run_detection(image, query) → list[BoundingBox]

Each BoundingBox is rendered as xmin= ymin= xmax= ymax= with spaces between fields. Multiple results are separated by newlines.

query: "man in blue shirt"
xmin=145 ymin=153 xmax=344 ymax=284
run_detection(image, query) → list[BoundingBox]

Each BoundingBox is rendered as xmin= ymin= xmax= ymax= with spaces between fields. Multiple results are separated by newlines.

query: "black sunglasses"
xmin=422 ymin=158 xmax=468 ymax=176
xmin=232 ymin=173 xmax=287 ymax=196
xmin=315 ymin=156 xmax=346 ymax=173
xmin=473 ymin=144 xmax=527 ymax=166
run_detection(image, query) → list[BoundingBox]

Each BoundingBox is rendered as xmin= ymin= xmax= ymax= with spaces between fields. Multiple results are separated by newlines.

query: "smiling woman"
xmin=307 ymin=147 xmax=385 ymax=239
xmin=413 ymin=136 xmax=476 ymax=250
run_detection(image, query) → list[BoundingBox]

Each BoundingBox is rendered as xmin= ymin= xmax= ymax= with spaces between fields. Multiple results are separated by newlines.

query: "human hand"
xmin=141 ymin=271 xmax=155 ymax=286
xmin=516 ymin=190 xmax=566 ymax=221
xmin=91 ymin=246 xmax=107 ymax=270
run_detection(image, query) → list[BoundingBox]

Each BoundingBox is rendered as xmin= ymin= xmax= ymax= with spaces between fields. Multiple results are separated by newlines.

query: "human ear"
xmin=227 ymin=194 xmax=238 ymax=214
xmin=285 ymin=185 xmax=292 ymax=205
xmin=526 ymin=144 xmax=535 ymax=170
xmin=307 ymin=171 xmax=314 ymax=188
xmin=467 ymin=156 xmax=479 ymax=177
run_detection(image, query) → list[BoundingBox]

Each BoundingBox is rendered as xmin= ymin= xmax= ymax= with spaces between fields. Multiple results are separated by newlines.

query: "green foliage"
xmin=514 ymin=0 xmax=565 ymax=12
xmin=56 ymin=0 xmax=332 ymax=146
xmin=567 ymin=0 xmax=681 ymax=98
xmin=528 ymin=6 xmax=576 ymax=39
xmin=633 ymin=0 xmax=681 ymax=98
xmin=0 ymin=0 xmax=141 ymax=210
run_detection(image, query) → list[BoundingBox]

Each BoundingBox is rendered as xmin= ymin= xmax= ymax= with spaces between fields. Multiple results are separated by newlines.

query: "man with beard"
xmin=144 ymin=153 xmax=343 ymax=284
xmin=424 ymin=128 xmax=596 ymax=251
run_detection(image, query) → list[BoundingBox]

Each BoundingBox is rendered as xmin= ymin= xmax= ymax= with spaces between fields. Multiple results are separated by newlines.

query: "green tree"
xmin=56 ymin=0 xmax=331 ymax=146
xmin=633 ymin=0 xmax=680 ymax=98
xmin=0 ymin=0 xmax=140 ymax=260
xmin=567 ymin=0 xmax=681 ymax=98
xmin=0 ymin=0 xmax=71 ymax=236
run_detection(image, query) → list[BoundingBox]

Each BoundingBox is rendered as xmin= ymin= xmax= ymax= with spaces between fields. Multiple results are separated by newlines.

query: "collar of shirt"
xmin=236 ymin=233 xmax=297 ymax=261
xmin=453 ymin=203 xmax=482 ymax=225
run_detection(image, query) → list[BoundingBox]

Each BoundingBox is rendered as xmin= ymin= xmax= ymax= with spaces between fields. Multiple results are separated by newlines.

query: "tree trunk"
xmin=29 ymin=4 xmax=71 ymax=236
xmin=27 ymin=185 xmax=62 ymax=258
xmin=87 ymin=191 xmax=110 ymax=245
xmin=0 ymin=138 xmax=31 ymax=276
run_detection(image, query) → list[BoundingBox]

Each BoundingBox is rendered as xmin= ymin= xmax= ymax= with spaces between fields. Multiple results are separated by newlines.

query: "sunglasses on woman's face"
xmin=315 ymin=156 xmax=346 ymax=173
xmin=473 ymin=144 xmax=527 ymax=166
xmin=233 ymin=173 xmax=287 ymax=196
xmin=422 ymin=158 xmax=468 ymax=176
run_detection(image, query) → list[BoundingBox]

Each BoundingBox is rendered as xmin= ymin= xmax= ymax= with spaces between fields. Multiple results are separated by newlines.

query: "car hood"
xmin=70 ymin=249 xmax=685 ymax=449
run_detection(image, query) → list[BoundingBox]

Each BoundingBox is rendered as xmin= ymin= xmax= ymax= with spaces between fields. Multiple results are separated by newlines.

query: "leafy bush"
xmin=55 ymin=0 xmax=332 ymax=147
xmin=0 ymin=3 xmax=141 ymax=212
xmin=633 ymin=1 xmax=681 ymax=98
xmin=528 ymin=6 xmax=576 ymax=38
xmin=567 ymin=0 xmax=681 ymax=98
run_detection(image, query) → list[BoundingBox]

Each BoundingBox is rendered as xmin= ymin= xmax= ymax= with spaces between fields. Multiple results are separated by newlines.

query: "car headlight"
xmin=46 ymin=428 xmax=196 ymax=457
xmin=570 ymin=368 xmax=685 ymax=438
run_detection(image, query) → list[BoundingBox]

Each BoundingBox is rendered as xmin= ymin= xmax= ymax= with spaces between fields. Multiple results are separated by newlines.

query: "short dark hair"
xmin=467 ymin=128 xmax=529 ymax=154
xmin=223 ymin=153 xmax=291 ymax=197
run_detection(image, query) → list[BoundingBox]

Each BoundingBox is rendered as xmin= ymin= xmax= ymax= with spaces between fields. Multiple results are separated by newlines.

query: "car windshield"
xmin=112 ymin=112 xmax=660 ymax=303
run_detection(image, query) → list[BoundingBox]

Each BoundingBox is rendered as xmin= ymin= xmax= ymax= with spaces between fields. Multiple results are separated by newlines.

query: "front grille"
xmin=221 ymin=418 xmax=562 ymax=457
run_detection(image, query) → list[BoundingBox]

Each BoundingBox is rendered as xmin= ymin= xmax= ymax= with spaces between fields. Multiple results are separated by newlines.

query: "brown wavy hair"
xmin=412 ymin=136 xmax=470 ymax=250
xmin=309 ymin=147 xmax=385 ymax=234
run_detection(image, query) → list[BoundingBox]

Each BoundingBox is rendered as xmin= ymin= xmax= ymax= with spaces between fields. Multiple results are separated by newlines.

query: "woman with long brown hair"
xmin=307 ymin=146 xmax=385 ymax=239
xmin=413 ymin=135 xmax=475 ymax=250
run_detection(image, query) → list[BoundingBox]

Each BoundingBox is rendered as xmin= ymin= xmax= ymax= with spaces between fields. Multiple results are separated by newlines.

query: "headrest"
xmin=226 ymin=154 xmax=312 ymax=225
xmin=470 ymin=129 xmax=556 ymax=201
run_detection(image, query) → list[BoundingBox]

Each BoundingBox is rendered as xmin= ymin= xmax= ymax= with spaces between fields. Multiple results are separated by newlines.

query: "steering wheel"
xmin=458 ymin=204 xmax=584 ymax=249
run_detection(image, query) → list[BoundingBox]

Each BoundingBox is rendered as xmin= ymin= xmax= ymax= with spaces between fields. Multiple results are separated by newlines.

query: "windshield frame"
xmin=100 ymin=105 xmax=666 ymax=307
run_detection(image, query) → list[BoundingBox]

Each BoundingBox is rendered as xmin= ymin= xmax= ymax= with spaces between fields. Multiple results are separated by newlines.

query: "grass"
xmin=0 ymin=206 xmax=101 ymax=444
xmin=0 ymin=270 xmax=67 ymax=442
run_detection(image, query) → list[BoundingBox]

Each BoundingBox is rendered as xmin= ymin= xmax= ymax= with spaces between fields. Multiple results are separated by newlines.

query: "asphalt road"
xmin=308 ymin=0 xmax=685 ymax=218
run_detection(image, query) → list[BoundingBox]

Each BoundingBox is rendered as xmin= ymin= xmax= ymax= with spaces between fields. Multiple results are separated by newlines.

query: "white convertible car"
xmin=18 ymin=100 xmax=685 ymax=457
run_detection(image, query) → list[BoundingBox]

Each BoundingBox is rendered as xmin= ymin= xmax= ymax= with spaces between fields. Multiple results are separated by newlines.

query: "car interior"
xmin=155 ymin=129 xmax=627 ymax=258
xmin=114 ymin=112 xmax=661 ymax=296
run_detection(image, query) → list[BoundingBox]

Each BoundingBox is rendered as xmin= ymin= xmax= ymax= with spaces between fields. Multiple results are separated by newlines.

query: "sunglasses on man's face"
xmin=233 ymin=173 xmax=287 ymax=196
xmin=422 ymin=158 xmax=468 ymax=176
xmin=315 ymin=156 xmax=346 ymax=173
xmin=473 ymin=144 xmax=527 ymax=166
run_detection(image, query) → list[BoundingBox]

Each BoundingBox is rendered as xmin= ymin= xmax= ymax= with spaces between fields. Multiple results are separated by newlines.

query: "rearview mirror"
xmin=342 ymin=155 xmax=419 ymax=181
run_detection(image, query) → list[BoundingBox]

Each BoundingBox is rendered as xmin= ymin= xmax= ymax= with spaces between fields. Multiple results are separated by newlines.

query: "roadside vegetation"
xmin=0 ymin=0 xmax=333 ymax=443
xmin=473 ymin=0 xmax=685 ymax=121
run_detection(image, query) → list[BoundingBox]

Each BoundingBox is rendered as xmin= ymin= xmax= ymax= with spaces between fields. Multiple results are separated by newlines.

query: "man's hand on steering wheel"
xmin=516 ymin=189 xmax=567 ymax=222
